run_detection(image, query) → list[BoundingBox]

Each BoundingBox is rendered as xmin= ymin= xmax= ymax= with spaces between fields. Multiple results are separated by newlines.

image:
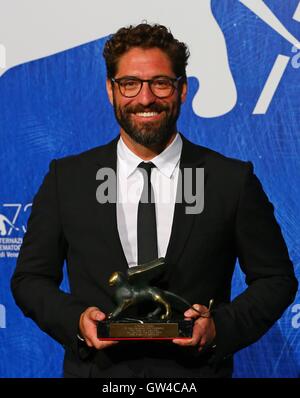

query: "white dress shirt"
xmin=116 ymin=133 xmax=183 ymax=267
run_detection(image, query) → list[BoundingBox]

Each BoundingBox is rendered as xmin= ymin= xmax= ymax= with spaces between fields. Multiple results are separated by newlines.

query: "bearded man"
xmin=11 ymin=23 xmax=297 ymax=378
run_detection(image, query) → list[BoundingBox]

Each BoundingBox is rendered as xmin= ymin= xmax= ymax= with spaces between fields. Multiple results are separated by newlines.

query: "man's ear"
xmin=180 ymin=80 xmax=188 ymax=103
xmin=106 ymin=79 xmax=114 ymax=105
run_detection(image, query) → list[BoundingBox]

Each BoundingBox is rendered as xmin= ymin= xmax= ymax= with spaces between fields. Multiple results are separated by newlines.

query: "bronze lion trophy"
xmin=97 ymin=258 xmax=212 ymax=340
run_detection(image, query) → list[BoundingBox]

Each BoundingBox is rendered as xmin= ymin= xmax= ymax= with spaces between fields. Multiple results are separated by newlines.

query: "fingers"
xmin=79 ymin=306 xmax=119 ymax=350
xmin=184 ymin=304 xmax=209 ymax=319
xmin=173 ymin=317 xmax=203 ymax=347
xmin=93 ymin=339 xmax=119 ymax=350
xmin=173 ymin=304 xmax=213 ymax=348
xmin=197 ymin=333 xmax=209 ymax=352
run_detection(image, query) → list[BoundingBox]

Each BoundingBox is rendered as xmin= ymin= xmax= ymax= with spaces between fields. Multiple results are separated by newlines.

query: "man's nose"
xmin=137 ymin=82 xmax=157 ymax=105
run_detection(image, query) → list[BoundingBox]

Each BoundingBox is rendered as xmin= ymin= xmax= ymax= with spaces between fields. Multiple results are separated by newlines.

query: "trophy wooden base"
xmin=97 ymin=319 xmax=194 ymax=340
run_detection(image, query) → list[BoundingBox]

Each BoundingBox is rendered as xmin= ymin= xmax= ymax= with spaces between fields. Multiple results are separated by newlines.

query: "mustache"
xmin=124 ymin=104 xmax=169 ymax=114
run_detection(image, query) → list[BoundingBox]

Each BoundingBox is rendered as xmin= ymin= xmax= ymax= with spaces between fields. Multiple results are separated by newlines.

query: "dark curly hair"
xmin=103 ymin=23 xmax=190 ymax=80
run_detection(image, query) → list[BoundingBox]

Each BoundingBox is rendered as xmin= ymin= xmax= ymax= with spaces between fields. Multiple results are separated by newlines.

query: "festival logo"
xmin=0 ymin=0 xmax=299 ymax=116
xmin=0 ymin=204 xmax=31 ymax=260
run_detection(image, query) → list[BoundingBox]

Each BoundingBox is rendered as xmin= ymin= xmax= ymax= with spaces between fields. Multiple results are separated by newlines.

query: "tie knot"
xmin=138 ymin=162 xmax=155 ymax=177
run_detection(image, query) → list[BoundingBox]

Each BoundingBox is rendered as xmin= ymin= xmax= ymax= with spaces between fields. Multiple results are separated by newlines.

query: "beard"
xmin=113 ymin=97 xmax=182 ymax=147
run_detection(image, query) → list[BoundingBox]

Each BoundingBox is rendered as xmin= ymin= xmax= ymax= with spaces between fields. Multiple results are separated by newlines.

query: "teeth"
xmin=135 ymin=112 xmax=159 ymax=117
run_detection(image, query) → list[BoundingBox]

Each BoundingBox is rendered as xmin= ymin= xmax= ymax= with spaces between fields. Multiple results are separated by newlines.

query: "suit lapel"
xmin=93 ymin=136 xmax=128 ymax=274
xmin=165 ymin=135 xmax=206 ymax=267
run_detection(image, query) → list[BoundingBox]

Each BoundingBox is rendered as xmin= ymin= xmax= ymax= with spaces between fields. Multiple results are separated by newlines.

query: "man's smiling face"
xmin=106 ymin=47 xmax=187 ymax=147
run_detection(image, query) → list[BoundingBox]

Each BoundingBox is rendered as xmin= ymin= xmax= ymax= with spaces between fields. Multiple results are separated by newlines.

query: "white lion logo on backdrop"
xmin=0 ymin=0 xmax=299 ymax=116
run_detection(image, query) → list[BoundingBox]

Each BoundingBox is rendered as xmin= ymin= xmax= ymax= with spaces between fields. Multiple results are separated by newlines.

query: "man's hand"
xmin=172 ymin=304 xmax=216 ymax=352
xmin=79 ymin=306 xmax=119 ymax=350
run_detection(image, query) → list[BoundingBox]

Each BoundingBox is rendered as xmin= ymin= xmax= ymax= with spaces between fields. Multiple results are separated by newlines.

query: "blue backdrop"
xmin=0 ymin=0 xmax=299 ymax=377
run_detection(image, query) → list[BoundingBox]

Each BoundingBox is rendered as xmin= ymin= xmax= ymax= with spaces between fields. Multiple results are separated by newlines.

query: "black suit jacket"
xmin=11 ymin=134 xmax=298 ymax=378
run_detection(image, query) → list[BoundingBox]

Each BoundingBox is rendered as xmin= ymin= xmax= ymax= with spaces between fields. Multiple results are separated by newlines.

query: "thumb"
xmin=184 ymin=304 xmax=202 ymax=318
xmin=95 ymin=312 xmax=106 ymax=321
xmin=89 ymin=308 xmax=106 ymax=322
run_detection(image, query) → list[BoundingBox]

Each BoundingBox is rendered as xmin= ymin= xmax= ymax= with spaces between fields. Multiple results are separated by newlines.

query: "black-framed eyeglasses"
xmin=111 ymin=76 xmax=182 ymax=98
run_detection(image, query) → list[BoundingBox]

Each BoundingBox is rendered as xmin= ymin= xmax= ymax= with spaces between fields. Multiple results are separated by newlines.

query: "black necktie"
xmin=137 ymin=162 xmax=158 ymax=265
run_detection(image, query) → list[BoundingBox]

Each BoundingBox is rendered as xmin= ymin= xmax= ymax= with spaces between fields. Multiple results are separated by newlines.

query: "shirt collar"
xmin=117 ymin=133 xmax=182 ymax=178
